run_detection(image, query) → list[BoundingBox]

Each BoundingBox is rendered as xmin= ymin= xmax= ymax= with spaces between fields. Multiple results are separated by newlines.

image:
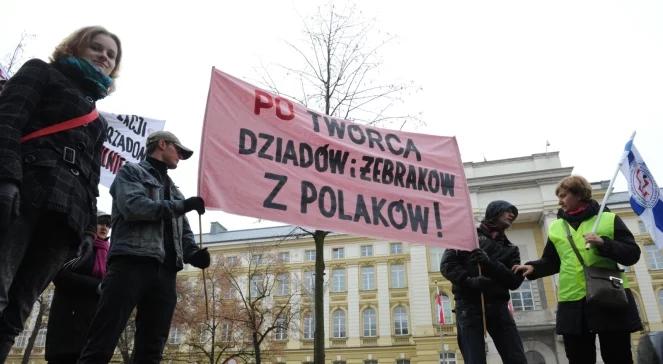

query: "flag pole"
xmin=588 ymin=131 xmax=636 ymax=246
xmin=199 ymin=214 xmax=210 ymax=321
xmin=436 ymin=282 xmax=447 ymax=364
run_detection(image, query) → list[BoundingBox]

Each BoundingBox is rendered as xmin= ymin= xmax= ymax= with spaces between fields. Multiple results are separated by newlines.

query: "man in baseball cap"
xmin=145 ymin=131 xmax=193 ymax=160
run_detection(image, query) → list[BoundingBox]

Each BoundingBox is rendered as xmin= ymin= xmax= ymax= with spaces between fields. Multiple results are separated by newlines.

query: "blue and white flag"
xmin=620 ymin=140 xmax=663 ymax=248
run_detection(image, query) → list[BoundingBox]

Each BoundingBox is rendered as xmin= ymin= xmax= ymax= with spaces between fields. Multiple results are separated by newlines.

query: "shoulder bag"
xmin=562 ymin=221 xmax=629 ymax=310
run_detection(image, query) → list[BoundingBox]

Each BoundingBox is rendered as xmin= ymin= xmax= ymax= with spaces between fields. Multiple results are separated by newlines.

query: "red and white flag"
xmin=198 ymin=68 xmax=478 ymax=250
xmin=435 ymin=293 xmax=446 ymax=325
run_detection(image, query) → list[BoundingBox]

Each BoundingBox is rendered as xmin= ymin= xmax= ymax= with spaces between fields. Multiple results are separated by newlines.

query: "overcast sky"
xmin=2 ymin=0 xmax=662 ymax=233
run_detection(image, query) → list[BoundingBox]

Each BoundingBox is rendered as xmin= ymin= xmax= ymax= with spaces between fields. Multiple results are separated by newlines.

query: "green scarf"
xmin=55 ymin=56 xmax=112 ymax=100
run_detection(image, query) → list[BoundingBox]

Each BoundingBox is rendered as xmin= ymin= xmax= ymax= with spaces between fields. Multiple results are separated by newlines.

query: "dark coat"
xmin=0 ymin=59 xmax=107 ymax=236
xmin=45 ymin=246 xmax=101 ymax=359
xmin=440 ymin=225 xmax=525 ymax=304
xmin=526 ymin=201 xmax=643 ymax=334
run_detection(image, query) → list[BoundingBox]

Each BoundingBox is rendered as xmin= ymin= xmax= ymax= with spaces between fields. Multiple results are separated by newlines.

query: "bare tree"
xmin=2 ymin=32 xmax=35 ymax=78
xmin=116 ymin=314 xmax=136 ymax=364
xmin=20 ymin=287 xmax=52 ymax=364
xmin=228 ymin=248 xmax=299 ymax=364
xmin=259 ymin=4 xmax=420 ymax=363
xmin=172 ymin=259 xmax=252 ymax=364
xmin=172 ymin=248 xmax=300 ymax=364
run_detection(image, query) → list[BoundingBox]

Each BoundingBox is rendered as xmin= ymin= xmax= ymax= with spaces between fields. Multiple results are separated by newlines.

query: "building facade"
xmin=7 ymin=152 xmax=662 ymax=363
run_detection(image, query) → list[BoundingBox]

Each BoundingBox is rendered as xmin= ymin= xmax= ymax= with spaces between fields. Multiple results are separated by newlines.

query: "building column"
xmin=408 ymin=245 xmax=434 ymax=336
xmin=633 ymin=253 xmax=662 ymax=327
xmin=377 ymin=262 xmax=392 ymax=345
xmin=347 ymin=264 xmax=360 ymax=345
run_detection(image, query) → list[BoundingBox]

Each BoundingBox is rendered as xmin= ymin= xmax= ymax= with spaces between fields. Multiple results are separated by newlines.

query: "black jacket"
xmin=0 ymin=59 xmax=107 ymax=236
xmin=45 ymin=246 xmax=102 ymax=359
xmin=526 ymin=200 xmax=642 ymax=334
xmin=440 ymin=225 xmax=524 ymax=304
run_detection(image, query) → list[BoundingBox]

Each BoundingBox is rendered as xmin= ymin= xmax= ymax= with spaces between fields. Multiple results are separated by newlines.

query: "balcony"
xmin=360 ymin=336 xmax=378 ymax=346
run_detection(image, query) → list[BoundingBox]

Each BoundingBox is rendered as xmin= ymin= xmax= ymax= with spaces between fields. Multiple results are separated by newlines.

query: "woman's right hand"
xmin=512 ymin=264 xmax=534 ymax=277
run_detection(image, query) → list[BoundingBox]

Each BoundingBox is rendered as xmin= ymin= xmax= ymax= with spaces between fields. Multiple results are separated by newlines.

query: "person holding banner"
xmin=0 ymin=26 xmax=121 ymax=359
xmin=78 ymin=131 xmax=210 ymax=364
xmin=513 ymin=175 xmax=642 ymax=364
xmin=440 ymin=200 xmax=527 ymax=364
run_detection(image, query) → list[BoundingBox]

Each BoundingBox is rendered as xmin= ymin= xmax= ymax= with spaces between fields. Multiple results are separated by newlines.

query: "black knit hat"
xmin=483 ymin=200 xmax=518 ymax=223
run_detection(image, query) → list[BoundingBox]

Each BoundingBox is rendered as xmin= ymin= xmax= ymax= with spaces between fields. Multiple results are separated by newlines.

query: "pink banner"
xmin=199 ymin=68 xmax=478 ymax=250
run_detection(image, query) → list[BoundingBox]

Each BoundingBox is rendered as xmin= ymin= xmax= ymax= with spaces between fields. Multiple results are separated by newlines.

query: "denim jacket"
xmin=108 ymin=159 xmax=199 ymax=270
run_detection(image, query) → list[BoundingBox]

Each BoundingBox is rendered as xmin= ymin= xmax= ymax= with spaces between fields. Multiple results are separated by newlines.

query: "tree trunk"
xmin=21 ymin=298 xmax=45 ymax=364
xmin=313 ymin=230 xmax=327 ymax=364
xmin=253 ymin=331 xmax=261 ymax=364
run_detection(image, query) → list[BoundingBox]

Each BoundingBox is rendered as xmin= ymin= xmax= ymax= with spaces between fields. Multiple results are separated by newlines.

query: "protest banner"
xmin=199 ymin=68 xmax=477 ymax=250
xmin=100 ymin=111 xmax=165 ymax=187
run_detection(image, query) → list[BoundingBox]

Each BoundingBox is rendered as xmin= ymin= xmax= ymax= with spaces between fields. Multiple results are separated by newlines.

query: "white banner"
xmin=100 ymin=111 xmax=165 ymax=187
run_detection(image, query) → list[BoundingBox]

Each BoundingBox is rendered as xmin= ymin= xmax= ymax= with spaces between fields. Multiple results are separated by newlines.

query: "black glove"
xmin=465 ymin=276 xmax=492 ymax=291
xmin=189 ymin=248 xmax=210 ymax=269
xmin=183 ymin=196 xmax=205 ymax=215
xmin=469 ymin=248 xmax=491 ymax=265
xmin=0 ymin=181 xmax=20 ymax=231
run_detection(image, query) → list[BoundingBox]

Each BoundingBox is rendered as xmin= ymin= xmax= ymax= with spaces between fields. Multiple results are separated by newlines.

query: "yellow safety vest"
xmin=548 ymin=212 xmax=628 ymax=302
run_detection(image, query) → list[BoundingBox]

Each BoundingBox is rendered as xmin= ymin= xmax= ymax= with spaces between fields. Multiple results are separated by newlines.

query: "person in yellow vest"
xmin=513 ymin=175 xmax=642 ymax=364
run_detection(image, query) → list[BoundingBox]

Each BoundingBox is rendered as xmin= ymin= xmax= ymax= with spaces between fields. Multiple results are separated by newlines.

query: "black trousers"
xmin=455 ymin=300 xmax=527 ymax=364
xmin=563 ymin=331 xmax=633 ymax=364
xmin=77 ymin=256 xmax=177 ymax=364
xmin=0 ymin=209 xmax=77 ymax=362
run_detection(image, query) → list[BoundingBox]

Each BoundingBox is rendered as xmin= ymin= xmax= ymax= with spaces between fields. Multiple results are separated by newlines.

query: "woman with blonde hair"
xmin=0 ymin=26 xmax=121 ymax=360
xmin=513 ymin=175 xmax=642 ymax=363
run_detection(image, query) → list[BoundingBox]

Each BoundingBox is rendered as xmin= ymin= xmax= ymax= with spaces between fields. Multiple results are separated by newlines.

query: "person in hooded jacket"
xmin=45 ymin=210 xmax=111 ymax=364
xmin=0 ymin=26 xmax=120 ymax=360
xmin=513 ymin=175 xmax=642 ymax=364
xmin=440 ymin=200 xmax=527 ymax=364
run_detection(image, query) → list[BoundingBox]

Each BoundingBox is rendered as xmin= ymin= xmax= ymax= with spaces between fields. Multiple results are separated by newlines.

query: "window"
xmin=274 ymin=318 xmax=288 ymax=340
xmin=303 ymin=312 xmax=315 ymax=339
xmin=394 ymin=306 xmax=409 ymax=335
xmin=332 ymin=247 xmax=345 ymax=259
xmin=440 ymin=294 xmax=454 ymax=324
xmin=276 ymin=273 xmax=290 ymax=296
xmin=305 ymin=249 xmax=316 ymax=261
xmin=303 ymin=270 xmax=315 ymax=293
xmin=390 ymin=242 xmax=403 ymax=254
xmin=430 ymin=247 xmax=445 ymax=269
xmin=222 ymin=284 xmax=236 ymax=300
xmin=35 ymin=328 xmax=47 ymax=347
xmin=168 ymin=327 xmax=183 ymax=345
xmin=251 ymin=254 xmax=263 ymax=265
xmin=396 ymin=360 xmax=411 ymax=364
xmin=363 ymin=307 xmax=377 ymax=337
xmin=510 ymin=280 xmax=535 ymax=311
xmin=250 ymin=274 xmax=264 ymax=296
xmin=332 ymin=309 xmax=346 ymax=338
xmin=646 ymin=245 xmax=663 ymax=270
xmin=278 ymin=251 xmax=290 ymax=263
xmin=332 ymin=361 xmax=347 ymax=364
xmin=391 ymin=264 xmax=406 ymax=288
xmin=364 ymin=361 xmax=378 ymax=364
xmin=361 ymin=245 xmax=374 ymax=257
xmin=361 ymin=266 xmax=376 ymax=290
xmin=220 ymin=322 xmax=231 ymax=342
xmin=14 ymin=330 xmax=29 ymax=348
xmin=332 ymin=268 xmax=346 ymax=292
xmin=439 ymin=352 xmax=456 ymax=364
xmin=226 ymin=256 xmax=238 ymax=266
